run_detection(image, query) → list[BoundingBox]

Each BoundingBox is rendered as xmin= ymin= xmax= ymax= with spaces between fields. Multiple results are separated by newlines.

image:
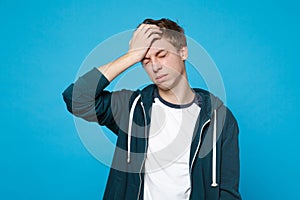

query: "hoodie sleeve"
xmin=62 ymin=67 xmax=132 ymax=134
xmin=220 ymin=109 xmax=242 ymax=200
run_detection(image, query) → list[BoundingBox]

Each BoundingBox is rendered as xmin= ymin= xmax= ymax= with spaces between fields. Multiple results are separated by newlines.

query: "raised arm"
xmin=62 ymin=24 xmax=161 ymax=132
xmin=98 ymin=24 xmax=162 ymax=81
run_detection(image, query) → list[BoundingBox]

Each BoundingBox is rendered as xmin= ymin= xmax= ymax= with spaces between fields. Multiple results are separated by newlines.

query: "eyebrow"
xmin=144 ymin=49 xmax=166 ymax=59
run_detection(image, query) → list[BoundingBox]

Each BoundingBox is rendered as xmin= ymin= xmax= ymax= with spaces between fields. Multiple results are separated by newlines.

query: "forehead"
xmin=145 ymin=38 xmax=178 ymax=57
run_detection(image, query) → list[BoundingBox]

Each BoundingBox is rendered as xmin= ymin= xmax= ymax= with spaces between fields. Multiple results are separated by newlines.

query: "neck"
xmin=158 ymin=78 xmax=195 ymax=105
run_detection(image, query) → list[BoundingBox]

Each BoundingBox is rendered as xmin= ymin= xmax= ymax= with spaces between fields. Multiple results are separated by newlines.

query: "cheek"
xmin=143 ymin=66 xmax=154 ymax=78
xmin=163 ymin=59 xmax=182 ymax=72
xmin=162 ymin=55 xmax=181 ymax=66
xmin=143 ymin=65 xmax=150 ymax=73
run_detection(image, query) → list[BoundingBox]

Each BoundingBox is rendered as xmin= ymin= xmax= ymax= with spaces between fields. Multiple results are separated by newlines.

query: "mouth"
xmin=155 ymin=74 xmax=167 ymax=82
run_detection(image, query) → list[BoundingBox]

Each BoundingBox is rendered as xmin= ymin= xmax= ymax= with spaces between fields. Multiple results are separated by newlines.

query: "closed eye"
xmin=142 ymin=50 xmax=168 ymax=65
xmin=142 ymin=58 xmax=150 ymax=65
xmin=158 ymin=53 xmax=167 ymax=58
xmin=157 ymin=51 xmax=167 ymax=58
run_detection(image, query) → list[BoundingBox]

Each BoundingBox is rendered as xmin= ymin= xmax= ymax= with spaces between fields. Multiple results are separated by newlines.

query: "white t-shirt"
xmin=143 ymin=93 xmax=201 ymax=200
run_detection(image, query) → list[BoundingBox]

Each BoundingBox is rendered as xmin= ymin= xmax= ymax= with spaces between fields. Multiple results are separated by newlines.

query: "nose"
xmin=151 ymin=59 xmax=162 ymax=72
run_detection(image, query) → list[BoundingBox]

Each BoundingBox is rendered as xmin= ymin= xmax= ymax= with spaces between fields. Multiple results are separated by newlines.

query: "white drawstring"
xmin=211 ymin=109 xmax=218 ymax=187
xmin=127 ymin=94 xmax=141 ymax=163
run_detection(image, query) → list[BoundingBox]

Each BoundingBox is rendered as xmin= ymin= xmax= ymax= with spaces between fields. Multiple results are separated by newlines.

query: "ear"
xmin=179 ymin=46 xmax=188 ymax=61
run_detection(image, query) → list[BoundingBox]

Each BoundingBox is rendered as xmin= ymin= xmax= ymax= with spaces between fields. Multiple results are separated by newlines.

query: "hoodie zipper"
xmin=137 ymin=101 xmax=148 ymax=200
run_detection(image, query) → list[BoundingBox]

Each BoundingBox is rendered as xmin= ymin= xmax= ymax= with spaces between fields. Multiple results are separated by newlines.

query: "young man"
xmin=62 ymin=18 xmax=242 ymax=200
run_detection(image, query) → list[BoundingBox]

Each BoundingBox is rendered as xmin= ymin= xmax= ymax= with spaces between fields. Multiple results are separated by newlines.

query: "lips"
xmin=155 ymin=74 xmax=167 ymax=82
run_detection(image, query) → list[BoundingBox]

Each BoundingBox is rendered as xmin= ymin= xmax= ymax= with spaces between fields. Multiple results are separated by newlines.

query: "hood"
xmin=193 ymin=88 xmax=224 ymax=118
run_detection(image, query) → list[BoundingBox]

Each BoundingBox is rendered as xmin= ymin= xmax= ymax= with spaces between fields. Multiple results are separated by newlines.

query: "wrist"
xmin=126 ymin=50 xmax=144 ymax=64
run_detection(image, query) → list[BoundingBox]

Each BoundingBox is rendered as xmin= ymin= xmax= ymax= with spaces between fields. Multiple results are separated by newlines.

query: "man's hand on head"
xmin=128 ymin=24 xmax=162 ymax=63
xmin=97 ymin=24 xmax=162 ymax=82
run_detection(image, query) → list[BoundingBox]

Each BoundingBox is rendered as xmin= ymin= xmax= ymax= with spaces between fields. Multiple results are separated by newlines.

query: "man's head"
xmin=138 ymin=18 xmax=187 ymax=51
xmin=137 ymin=18 xmax=189 ymax=92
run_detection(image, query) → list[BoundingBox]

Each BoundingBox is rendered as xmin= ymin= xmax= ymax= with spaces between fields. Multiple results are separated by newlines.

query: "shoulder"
xmin=193 ymin=87 xmax=238 ymax=128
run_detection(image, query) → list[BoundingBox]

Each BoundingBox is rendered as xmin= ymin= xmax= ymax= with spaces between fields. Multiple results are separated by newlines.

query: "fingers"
xmin=134 ymin=24 xmax=162 ymax=38
xmin=130 ymin=24 xmax=162 ymax=48
xmin=147 ymin=32 xmax=161 ymax=41
xmin=139 ymin=24 xmax=162 ymax=45
xmin=128 ymin=24 xmax=162 ymax=60
xmin=144 ymin=24 xmax=161 ymax=34
xmin=145 ymin=29 xmax=162 ymax=39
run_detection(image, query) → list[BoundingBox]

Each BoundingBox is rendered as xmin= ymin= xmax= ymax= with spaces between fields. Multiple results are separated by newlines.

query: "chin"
xmin=155 ymin=82 xmax=172 ymax=91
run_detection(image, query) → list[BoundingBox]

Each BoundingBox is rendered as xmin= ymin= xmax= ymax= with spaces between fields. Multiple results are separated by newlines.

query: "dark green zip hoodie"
xmin=62 ymin=68 xmax=242 ymax=200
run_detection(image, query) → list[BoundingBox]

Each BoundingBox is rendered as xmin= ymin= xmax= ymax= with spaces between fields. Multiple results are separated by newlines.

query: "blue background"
xmin=1 ymin=0 xmax=299 ymax=199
